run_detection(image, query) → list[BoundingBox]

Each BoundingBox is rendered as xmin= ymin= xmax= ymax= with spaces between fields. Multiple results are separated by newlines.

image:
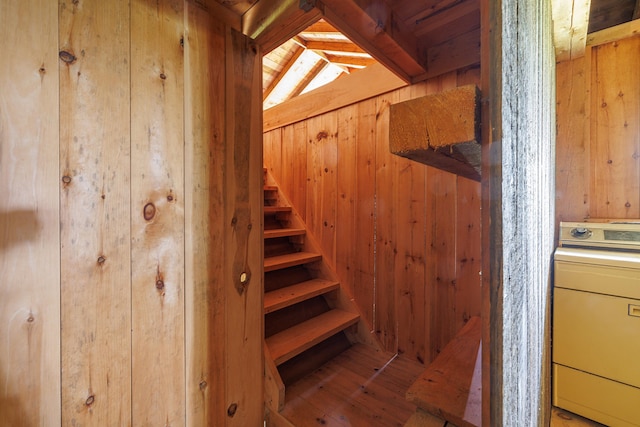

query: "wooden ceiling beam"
xmin=411 ymin=0 xmax=480 ymax=37
xmin=323 ymin=54 xmax=377 ymax=68
xmin=263 ymin=45 xmax=305 ymax=101
xmin=551 ymin=0 xmax=591 ymax=62
xmin=316 ymin=0 xmax=427 ymax=82
xmin=242 ymin=0 xmax=322 ymax=53
xmin=288 ymin=60 xmax=328 ymax=99
xmin=304 ymin=40 xmax=368 ymax=54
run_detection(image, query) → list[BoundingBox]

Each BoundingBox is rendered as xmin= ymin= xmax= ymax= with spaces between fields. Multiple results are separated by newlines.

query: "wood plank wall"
xmin=556 ymin=31 xmax=640 ymax=223
xmin=263 ymin=67 xmax=483 ymax=365
xmin=0 ymin=1 xmax=263 ymax=425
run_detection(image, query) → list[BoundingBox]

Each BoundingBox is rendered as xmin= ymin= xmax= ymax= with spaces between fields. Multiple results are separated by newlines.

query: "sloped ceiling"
xmin=210 ymin=0 xmax=639 ymax=110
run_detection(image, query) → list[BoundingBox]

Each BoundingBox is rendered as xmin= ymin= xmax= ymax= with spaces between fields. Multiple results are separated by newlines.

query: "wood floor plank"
xmin=282 ymin=343 xmax=425 ymax=427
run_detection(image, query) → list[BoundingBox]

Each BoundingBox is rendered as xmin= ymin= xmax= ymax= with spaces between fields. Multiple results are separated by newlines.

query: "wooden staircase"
xmin=262 ymin=168 xmax=361 ymax=412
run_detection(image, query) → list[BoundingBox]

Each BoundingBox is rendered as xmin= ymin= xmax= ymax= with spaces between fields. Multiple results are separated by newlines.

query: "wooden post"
xmin=481 ymin=0 xmax=556 ymax=425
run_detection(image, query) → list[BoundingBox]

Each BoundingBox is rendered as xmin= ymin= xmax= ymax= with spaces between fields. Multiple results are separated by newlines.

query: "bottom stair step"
xmin=266 ymin=309 xmax=359 ymax=366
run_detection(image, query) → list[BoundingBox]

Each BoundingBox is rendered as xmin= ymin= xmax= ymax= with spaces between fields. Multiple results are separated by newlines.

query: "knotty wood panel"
xmin=131 ymin=0 xmax=185 ymax=423
xmin=556 ymin=32 xmax=640 ymax=225
xmin=59 ymin=0 xmax=132 ymax=424
xmin=589 ymin=36 xmax=640 ymax=219
xmin=0 ymin=1 xmax=60 ymax=424
xmin=224 ymin=28 xmax=264 ymax=427
xmin=556 ymin=57 xmax=590 ymax=223
xmin=306 ymin=113 xmax=338 ymax=268
xmin=264 ymin=69 xmax=483 ymax=364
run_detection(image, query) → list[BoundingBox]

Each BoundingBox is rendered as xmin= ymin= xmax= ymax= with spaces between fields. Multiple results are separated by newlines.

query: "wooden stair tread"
xmin=264 ymin=206 xmax=292 ymax=215
xmin=264 ymin=279 xmax=340 ymax=314
xmin=264 ymin=252 xmax=321 ymax=272
xmin=266 ymin=309 xmax=360 ymax=366
xmin=406 ymin=316 xmax=481 ymax=427
xmin=264 ymin=185 xmax=278 ymax=191
xmin=264 ymin=228 xmax=306 ymax=239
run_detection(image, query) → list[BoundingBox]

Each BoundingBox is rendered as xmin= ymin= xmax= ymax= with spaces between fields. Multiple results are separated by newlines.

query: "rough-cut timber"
xmin=406 ymin=316 xmax=481 ymax=427
xmin=389 ymin=85 xmax=481 ymax=181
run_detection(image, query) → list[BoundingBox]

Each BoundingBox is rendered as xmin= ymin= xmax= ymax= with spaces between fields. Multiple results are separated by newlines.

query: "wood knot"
xmin=143 ymin=203 xmax=156 ymax=221
xmin=167 ymin=194 xmax=174 ymax=202
xmin=160 ymin=73 xmax=167 ymax=80
xmin=227 ymin=403 xmax=238 ymax=417
xmin=59 ymin=50 xmax=77 ymax=64
xmin=61 ymin=175 xmax=72 ymax=184
xmin=199 ymin=380 xmax=207 ymax=391
xmin=97 ymin=256 xmax=106 ymax=265
xmin=85 ymin=395 xmax=95 ymax=406
xmin=155 ymin=280 xmax=164 ymax=290
xmin=316 ymin=131 xmax=328 ymax=141
xmin=27 ymin=315 xmax=35 ymax=323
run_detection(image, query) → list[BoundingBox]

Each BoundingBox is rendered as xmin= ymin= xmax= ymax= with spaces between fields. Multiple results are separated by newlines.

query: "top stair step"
xmin=264 ymin=252 xmax=322 ymax=272
xmin=266 ymin=309 xmax=360 ymax=366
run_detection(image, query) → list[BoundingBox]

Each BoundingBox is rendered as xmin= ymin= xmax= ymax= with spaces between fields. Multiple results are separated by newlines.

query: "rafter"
xmin=263 ymin=45 xmax=305 ymax=101
xmin=288 ymin=60 xmax=328 ymax=99
xmin=304 ymin=40 xmax=368 ymax=54
xmin=316 ymin=0 xmax=426 ymax=82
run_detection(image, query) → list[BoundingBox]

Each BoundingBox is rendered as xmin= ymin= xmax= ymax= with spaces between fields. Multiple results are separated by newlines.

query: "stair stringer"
xmin=264 ymin=170 xmax=383 ymax=351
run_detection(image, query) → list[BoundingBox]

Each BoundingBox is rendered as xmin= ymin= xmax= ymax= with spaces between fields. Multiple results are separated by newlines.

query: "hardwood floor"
xmin=279 ymin=343 xmax=607 ymax=427
xmin=281 ymin=343 xmax=424 ymax=427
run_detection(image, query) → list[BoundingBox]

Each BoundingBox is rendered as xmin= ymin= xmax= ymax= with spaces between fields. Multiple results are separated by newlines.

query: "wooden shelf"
xmin=264 ymin=279 xmax=340 ymax=314
xmin=264 ymin=252 xmax=322 ymax=272
xmin=266 ymin=309 xmax=359 ymax=366
xmin=264 ymin=228 xmax=306 ymax=239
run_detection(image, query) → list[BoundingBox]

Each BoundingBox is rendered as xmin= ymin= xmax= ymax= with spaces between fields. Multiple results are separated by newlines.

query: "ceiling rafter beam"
xmin=552 ymin=0 xmax=591 ymax=62
xmin=288 ymin=60 xmax=328 ymax=99
xmin=315 ymin=0 xmax=426 ymax=82
xmin=323 ymin=54 xmax=376 ymax=68
xmin=263 ymin=45 xmax=305 ymax=101
xmin=410 ymin=0 xmax=479 ymax=37
xmin=242 ymin=0 xmax=322 ymax=53
xmin=304 ymin=40 xmax=368 ymax=54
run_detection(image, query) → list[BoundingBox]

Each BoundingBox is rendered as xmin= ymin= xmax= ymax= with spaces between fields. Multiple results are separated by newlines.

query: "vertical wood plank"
xmin=184 ymin=4 xmax=227 ymax=425
xmin=353 ymin=100 xmax=377 ymax=332
xmin=425 ymin=168 xmax=458 ymax=362
xmin=590 ymin=37 xmax=640 ymax=219
xmin=59 ymin=0 xmax=132 ymax=424
xmin=282 ymin=121 xmax=308 ymax=220
xmin=224 ymin=27 xmax=264 ymax=427
xmin=374 ymin=91 xmax=400 ymax=351
xmin=395 ymin=158 xmax=427 ymax=363
xmin=455 ymin=177 xmax=482 ymax=330
xmin=263 ymin=128 xmax=282 ymax=179
xmin=336 ymin=104 xmax=358 ymax=297
xmin=130 ymin=0 xmax=185 ymax=423
xmin=0 ymin=1 xmax=60 ymax=424
xmin=556 ymin=57 xmax=589 ymax=222
xmin=306 ymin=113 xmax=338 ymax=268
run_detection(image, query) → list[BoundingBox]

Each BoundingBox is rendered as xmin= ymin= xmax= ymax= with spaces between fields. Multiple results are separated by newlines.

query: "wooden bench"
xmin=405 ymin=316 xmax=482 ymax=427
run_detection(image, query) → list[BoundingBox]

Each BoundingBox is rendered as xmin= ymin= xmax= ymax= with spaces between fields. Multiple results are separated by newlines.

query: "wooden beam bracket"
xmin=389 ymin=84 xmax=482 ymax=181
